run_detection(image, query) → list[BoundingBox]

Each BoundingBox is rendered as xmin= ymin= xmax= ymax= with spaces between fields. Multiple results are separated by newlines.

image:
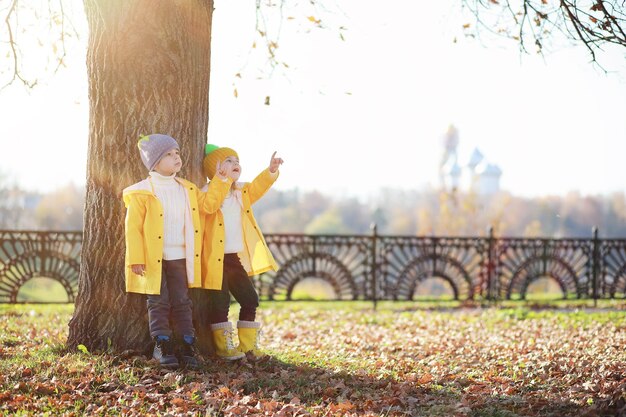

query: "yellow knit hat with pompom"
xmin=203 ymin=144 xmax=239 ymax=180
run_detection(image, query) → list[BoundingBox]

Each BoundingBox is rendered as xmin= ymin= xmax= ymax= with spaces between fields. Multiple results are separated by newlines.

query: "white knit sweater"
xmin=149 ymin=171 xmax=187 ymax=260
xmin=221 ymin=191 xmax=244 ymax=254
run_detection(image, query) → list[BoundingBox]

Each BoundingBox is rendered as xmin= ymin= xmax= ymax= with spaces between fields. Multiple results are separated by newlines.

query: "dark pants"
xmin=208 ymin=253 xmax=259 ymax=324
xmin=146 ymin=259 xmax=194 ymax=338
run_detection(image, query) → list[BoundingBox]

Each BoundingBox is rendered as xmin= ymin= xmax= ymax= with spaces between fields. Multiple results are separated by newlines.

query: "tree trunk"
xmin=68 ymin=0 xmax=214 ymax=354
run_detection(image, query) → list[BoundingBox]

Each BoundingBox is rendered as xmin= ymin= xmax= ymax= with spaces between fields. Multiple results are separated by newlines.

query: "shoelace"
xmin=181 ymin=342 xmax=195 ymax=356
xmin=223 ymin=329 xmax=236 ymax=351
xmin=254 ymin=329 xmax=263 ymax=350
xmin=158 ymin=340 xmax=175 ymax=356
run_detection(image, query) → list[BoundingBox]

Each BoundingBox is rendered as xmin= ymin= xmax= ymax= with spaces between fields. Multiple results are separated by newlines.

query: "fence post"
xmin=487 ymin=226 xmax=495 ymax=303
xmin=592 ymin=226 xmax=599 ymax=308
xmin=371 ymin=223 xmax=378 ymax=311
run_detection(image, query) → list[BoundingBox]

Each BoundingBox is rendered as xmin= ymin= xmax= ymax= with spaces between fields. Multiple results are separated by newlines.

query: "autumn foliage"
xmin=1 ymin=302 xmax=625 ymax=416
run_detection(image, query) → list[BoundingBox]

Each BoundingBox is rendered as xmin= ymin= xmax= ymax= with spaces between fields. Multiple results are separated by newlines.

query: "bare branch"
xmin=54 ymin=0 xmax=67 ymax=72
xmin=520 ymin=1 xmax=530 ymax=53
xmin=461 ymin=0 xmax=626 ymax=64
xmin=561 ymin=0 xmax=597 ymax=61
xmin=598 ymin=0 xmax=626 ymax=42
xmin=2 ymin=0 xmax=37 ymax=90
xmin=2 ymin=0 xmax=79 ymax=90
xmin=254 ymin=0 xmax=287 ymax=76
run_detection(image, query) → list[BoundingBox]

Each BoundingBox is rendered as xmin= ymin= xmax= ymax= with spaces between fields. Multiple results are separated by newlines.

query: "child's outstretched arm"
xmin=247 ymin=151 xmax=283 ymax=204
xmin=198 ymin=161 xmax=234 ymax=213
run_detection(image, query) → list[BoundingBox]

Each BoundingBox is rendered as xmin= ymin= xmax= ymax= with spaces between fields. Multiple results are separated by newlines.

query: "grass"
xmin=1 ymin=302 xmax=625 ymax=416
xmin=16 ymin=278 xmax=70 ymax=303
xmin=260 ymin=297 xmax=626 ymax=311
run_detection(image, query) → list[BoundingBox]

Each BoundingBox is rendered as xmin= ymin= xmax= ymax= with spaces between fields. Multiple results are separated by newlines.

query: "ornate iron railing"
xmin=1 ymin=229 xmax=625 ymax=303
xmin=0 ymin=230 xmax=82 ymax=303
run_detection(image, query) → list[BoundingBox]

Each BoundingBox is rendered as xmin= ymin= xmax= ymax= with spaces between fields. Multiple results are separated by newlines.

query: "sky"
xmin=1 ymin=0 xmax=625 ymax=200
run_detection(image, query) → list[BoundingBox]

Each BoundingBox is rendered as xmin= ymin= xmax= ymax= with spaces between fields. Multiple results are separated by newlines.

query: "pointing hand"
xmin=269 ymin=151 xmax=284 ymax=173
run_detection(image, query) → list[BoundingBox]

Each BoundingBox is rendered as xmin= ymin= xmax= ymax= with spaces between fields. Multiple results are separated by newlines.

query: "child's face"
xmin=153 ymin=147 xmax=182 ymax=176
xmin=222 ymin=155 xmax=241 ymax=181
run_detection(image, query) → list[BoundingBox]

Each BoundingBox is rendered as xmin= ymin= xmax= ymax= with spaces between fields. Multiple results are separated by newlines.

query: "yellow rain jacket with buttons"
xmin=123 ymin=176 xmax=231 ymax=294
xmin=200 ymin=168 xmax=279 ymax=290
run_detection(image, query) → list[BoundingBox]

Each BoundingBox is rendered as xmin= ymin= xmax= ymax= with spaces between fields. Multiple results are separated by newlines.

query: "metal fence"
xmin=1 ymin=228 xmax=625 ymax=303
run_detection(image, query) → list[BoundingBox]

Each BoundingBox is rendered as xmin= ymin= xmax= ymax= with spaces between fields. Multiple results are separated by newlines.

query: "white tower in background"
xmin=463 ymin=147 xmax=484 ymax=192
xmin=439 ymin=125 xmax=460 ymax=191
xmin=474 ymin=161 xmax=502 ymax=194
xmin=439 ymin=127 xmax=502 ymax=195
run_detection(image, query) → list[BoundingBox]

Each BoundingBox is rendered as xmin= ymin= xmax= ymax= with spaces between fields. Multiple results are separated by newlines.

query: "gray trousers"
xmin=146 ymin=259 xmax=194 ymax=338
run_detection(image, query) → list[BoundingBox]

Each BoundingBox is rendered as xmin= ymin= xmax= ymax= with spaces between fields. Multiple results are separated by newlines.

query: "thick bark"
xmin=68 ymin=0 xmax=214 ymax=354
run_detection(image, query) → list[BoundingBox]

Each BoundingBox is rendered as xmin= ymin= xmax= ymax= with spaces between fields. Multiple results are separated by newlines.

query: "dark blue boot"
xmin=179 ymin=335 xmax=200 ymax=369
xmin=153 ymin=335 xmax=179 ymax=369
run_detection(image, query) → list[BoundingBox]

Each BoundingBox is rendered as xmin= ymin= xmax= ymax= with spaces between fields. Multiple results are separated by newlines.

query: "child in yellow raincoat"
xmin=200 ymin=144 xmax=283 ymax=360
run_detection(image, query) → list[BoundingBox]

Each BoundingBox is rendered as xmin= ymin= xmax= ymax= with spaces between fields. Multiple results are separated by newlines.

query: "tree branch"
xmin=2 ymin=0 xmax=79 ymax=90
xmin=461 ymin=0 xmax=626 ymax=64
xmin=560 ymin=0 xmax=597 ymax=61
xmin=2 ymin=0 xmax=37 ymax=90
xmin=53 ymin=0 xmax=68 ymax=72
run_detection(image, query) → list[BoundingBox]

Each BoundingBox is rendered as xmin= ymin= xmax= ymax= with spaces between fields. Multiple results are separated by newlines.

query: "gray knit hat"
xmin=137 ymin=134 xmax=179 ymax=171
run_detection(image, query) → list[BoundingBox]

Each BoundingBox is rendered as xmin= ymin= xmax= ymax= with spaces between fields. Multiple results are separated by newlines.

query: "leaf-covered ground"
xmin=1 ymin=302 xmax=625 ymax=416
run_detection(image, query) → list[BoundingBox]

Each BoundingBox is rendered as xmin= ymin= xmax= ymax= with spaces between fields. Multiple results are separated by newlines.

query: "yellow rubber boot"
xmin=237 ymin=320 xmax=266 ymax=359
xmin=210 ymin=322 xmax=245 ymax=360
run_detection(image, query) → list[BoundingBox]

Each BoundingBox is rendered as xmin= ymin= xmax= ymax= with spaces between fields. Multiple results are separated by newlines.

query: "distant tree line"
xmin=2 ymin=177 xmax=624 ymax=238
xmin=254 ymin=188 xmax=626 ymax=238
xmin=0 ymin=175 xmax=84 ymax=230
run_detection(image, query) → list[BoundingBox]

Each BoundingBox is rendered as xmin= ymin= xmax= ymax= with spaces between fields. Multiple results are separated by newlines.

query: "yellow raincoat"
xmin=200 ymin=168 xmax=279 ymax=290
xmin=123 ymin=176 xmax=231 ymax=294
